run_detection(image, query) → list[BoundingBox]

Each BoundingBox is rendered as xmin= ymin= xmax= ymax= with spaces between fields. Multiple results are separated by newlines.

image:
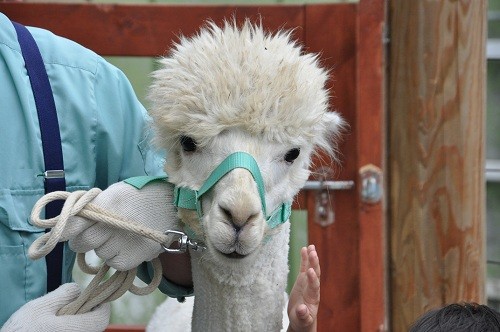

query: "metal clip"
xmin=44 ymin=170 xmax=65 ymax=179
xmin=162 ymin=230 xmax=206 ymax=254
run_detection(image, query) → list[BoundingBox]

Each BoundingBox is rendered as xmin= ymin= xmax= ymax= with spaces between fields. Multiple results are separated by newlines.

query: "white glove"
xmin=1 ymin=283 xmax=110 ymax=332
xmin=65 ymin=180 xmax=179 ymax=271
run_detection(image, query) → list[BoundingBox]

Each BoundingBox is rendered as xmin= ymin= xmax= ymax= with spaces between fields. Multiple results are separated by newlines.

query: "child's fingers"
xmin=307 ymin=245 xmax=321 ymax=278
xmin=295 ymin=304 xmax=314 ymax=325
xmin=300 ymin=246 xmax=309 ymax=273
xmin=305 ymin=267 xmax=321 ymax=304
xmin=307 ymin=244 xmax=315 ymax=256
xmin=307 ymin=268 xmax=320 ymax=292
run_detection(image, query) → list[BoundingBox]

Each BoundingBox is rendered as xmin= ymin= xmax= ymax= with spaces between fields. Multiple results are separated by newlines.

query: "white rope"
xmin=29 ymin=189 xmax=175 ymax=315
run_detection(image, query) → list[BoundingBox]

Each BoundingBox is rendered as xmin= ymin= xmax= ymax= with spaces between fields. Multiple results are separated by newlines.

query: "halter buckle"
xmin=162 ymin=230 xmax=206 ymax=253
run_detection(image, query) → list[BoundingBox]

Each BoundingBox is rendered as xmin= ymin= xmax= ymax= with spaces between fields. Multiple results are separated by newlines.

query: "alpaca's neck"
xmin=189 ymin=223 xmax=290 ymax=332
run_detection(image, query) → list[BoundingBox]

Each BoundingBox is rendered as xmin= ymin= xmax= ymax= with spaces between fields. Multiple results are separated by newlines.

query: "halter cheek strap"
xmin=173 ymin=152 xmax=291 ymax=229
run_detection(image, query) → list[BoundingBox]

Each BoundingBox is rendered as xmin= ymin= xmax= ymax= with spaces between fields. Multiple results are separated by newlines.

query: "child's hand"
xmin=287 ymin=245 xmax=321 ymax=332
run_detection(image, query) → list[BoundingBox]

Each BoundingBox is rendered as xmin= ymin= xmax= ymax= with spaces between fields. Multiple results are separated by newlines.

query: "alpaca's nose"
xmin=216 ymin=168 xmax=262 ymax=229
xmin=218 ymin=202 xmax=260 ymax=230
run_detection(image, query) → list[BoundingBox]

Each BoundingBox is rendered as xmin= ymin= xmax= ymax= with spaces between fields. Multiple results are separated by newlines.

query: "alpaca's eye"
xmin=180 ymin=136 xmax=197 ymax=152
xmin=284 ymin=148 xmax=300 ymax=163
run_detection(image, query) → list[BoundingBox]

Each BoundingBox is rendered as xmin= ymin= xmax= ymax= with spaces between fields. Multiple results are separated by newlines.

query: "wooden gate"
xmin=0 ymin=1 xmax=387 ymax=331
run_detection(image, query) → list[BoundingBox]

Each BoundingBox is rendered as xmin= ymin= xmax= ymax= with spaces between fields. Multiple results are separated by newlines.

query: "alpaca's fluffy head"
xmin=148 ymin=20 xmax=343 ymax=272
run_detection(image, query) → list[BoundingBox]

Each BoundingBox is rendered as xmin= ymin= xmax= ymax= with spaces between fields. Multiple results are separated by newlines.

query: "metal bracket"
xmin=303 ymin=167 xmax=355 ymax=227
xmin=302 ymin=180 xmax=355 ymax=191
xmin=359 ymin=164 xmax=383 ymax=204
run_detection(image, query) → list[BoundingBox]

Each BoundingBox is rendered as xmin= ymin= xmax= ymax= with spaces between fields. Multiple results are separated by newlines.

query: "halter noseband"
xmin=173 ymin=152 xmax=291 ymax=229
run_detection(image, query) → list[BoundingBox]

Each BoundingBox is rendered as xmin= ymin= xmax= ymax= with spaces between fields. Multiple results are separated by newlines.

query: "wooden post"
xmin=389 ymin=1 xmax=486 ymax=331
xmin=356 ymin=0 xmax=387 ymax=331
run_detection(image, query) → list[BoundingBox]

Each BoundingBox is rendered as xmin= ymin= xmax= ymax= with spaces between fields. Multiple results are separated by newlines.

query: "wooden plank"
xmin=305 ymin=4 xmax=360 ymax=332
xmin=0 ymin=3 xmax=304 ymax=56
xmin=105 ymin=325 xmax=145 ymax=332
xmin=356 ymin=0 xmax=387 ymax=331
xmin=389 ymin=1 xmax=486 ymax=330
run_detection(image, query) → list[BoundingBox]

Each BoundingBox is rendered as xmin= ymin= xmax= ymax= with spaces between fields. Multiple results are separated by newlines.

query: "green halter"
xmin=173 ymin=152 xmax=291 ymax=229
xmin=124 ymin=152 xmax=292 ymax=229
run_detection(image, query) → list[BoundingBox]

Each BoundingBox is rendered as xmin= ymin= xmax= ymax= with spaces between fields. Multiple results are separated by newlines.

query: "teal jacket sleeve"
xmin=91 ymin=57 xmax=165 ymax=187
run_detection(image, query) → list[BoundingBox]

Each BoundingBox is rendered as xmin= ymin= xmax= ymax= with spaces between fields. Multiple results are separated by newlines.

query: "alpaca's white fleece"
xmin=190 ymin=223 xmax=289 ymax=331
xmin=147 ymin=293 xmax=290 ymax=332
xmin=147 ymin=223 xmax=290 ymax=332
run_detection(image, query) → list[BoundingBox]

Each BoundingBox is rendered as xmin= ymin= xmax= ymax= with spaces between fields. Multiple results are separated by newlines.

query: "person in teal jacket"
xmin=0 ymin=11 xmax=169 ymax=326
xmin=0 ymin=12 xmax=321 ymax=332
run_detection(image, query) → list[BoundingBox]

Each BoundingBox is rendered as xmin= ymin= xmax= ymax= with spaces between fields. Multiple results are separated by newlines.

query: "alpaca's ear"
xmin=324 ymin=111 xmax=345 ymax=136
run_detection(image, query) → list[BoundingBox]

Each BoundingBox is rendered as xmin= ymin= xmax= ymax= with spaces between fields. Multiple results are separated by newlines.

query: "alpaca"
xmin=146 ymin=20 xmax=344 ymax=331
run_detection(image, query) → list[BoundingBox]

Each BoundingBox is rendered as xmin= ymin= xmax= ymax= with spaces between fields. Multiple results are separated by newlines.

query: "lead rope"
xmin=29 ymin=189 xmax=177 ymax=316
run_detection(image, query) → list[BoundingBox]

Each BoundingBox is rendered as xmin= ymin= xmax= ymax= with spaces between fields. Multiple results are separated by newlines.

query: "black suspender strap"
xmin=12 ymin=21 xmax=67 ymax=293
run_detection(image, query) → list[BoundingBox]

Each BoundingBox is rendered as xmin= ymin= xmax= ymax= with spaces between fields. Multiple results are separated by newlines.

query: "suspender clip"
xmin=44 ymin=170 xmax=65 ymax=179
